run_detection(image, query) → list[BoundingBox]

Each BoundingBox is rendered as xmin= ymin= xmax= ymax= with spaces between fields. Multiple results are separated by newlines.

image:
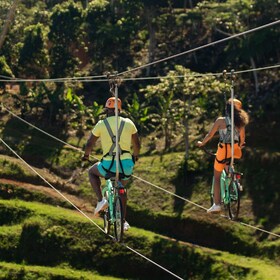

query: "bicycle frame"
xmin=210 ymin=165 xmax=242 ymax=220
xmin=102 ymin=178 xmax=114 ymax=220
xmin=101 ymin=176 xmax=124 ymax=242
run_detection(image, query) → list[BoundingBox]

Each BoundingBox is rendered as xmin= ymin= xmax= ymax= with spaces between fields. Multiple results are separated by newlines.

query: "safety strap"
xmin=101 ymin=161 xmax=131 ymax=179
xmin=102 ymin=118 xmax=131 ymax=177
xmin=104 ymin=118 xmax=125 ymax=156
xmin=215 ymin=143 xmax=229 ymax=164
xmin=220 ymin=117 xmax=231 ymax=143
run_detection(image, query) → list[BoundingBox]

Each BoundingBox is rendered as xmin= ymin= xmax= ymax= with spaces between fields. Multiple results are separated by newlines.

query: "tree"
xmin=48 ymin=1 xmax=83 ymax=78
xmin=85 ymin=0 xmax=142 ymax=74
xmin=0 ymin=0 xmax=19 ymax=50
xmin=125 ymin=92 xmax=150 ymax=135
xmin=18 ymin=23 xmax=49 ymax=78
xmin=0 ymin=55 xmax=14 ymax=88
xmin=141 ymin=66 xmax=228 ymax=156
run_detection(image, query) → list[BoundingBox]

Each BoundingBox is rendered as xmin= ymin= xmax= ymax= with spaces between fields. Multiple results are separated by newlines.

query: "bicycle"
xmin=83 ymin=159 xmax=126 ymax=242
xmin=202 ymin=147 xmax=243 ymax=220
xmin=101 ymin=171 xmax=126 ymax=242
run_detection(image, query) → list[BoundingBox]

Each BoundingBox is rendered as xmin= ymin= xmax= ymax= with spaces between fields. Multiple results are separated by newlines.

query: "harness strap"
xmin=102 ymin=118 xmax=131 ymax=177
xmin=101 ymin=161 xmax=131 ymax=179
xmin=103 ymin=118 xmax=125 ymax=156
xmin=221 ymin=116 xmax=240 ymax=144
xmin=215 ymin=143 xmax=227 ymax=164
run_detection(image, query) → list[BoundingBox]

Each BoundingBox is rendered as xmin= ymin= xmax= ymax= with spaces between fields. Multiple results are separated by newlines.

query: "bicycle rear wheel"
xmin=210 ymin=177 xmax=214 ymax=206
xmin=103 ymin=191 xmax=111 ymax=234
xmin=228 ymin=180 xmax=240 ymax=220
xmin=114 ymin=196 xmax=124 ymax=242
xmin=103 ymin=209 xmax=111 ymax=234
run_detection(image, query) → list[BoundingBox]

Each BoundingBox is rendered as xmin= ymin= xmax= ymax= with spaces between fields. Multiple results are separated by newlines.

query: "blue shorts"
xmin=97 ymin=159 xmax=135 ymax=180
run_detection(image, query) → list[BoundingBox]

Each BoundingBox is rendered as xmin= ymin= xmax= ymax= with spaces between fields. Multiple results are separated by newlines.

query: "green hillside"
xmin=0 ymin=0 xmax=279 ymax=279
xmin=0 ymin=117 xmax=279 ymax=279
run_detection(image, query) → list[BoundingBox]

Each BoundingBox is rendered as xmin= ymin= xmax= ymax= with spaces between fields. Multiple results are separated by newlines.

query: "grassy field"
xmin=0 ymin=198 xmax=279 ymax=279
xmin=0 ymin=107 xmax=280 ymax=279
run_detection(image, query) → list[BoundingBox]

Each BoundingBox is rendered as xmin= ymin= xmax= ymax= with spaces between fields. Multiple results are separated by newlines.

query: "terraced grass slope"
xmin=0 ymin=109 xmax=280 ymax=279
xmin=0 ymin=198 xmax=280 ymax=280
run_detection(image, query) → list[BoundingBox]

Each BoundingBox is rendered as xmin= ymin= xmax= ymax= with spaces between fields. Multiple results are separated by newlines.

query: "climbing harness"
xmin=101 ymin=118 xmax=131 ymax=178
xmin=216 ymin=70 xmax=239 ymax=165
xmin=219 ymin=116 xmax=240 ymax=144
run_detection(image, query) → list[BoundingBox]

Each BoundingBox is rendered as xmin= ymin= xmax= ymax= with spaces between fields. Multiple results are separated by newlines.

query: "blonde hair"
xmin=227 ymin=98 xmax=242 ymax=110
xmin=226 ymin=103 xmax=249 ymax=128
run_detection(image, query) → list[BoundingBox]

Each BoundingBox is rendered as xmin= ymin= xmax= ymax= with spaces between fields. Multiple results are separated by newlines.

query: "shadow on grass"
xmin=171 ymin=155 xmax=213 ymax=217
xmin=241 ymin=148 xmax=280 ymax=235
xmin=0 ymin=116 xmax=66 ymax=169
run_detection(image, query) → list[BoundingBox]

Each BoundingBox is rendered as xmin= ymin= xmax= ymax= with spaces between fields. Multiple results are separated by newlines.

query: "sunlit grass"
xmin=0 ymin=261 xmax=121 ymax=279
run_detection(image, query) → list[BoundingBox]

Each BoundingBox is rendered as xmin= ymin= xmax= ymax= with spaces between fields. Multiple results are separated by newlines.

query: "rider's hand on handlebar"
xmin=132 ymin=155 xmax=139 ymax=163
xmin=81 ymin=154 xmax=89 ymax=161
xmin=196 ymin=141 xmax=203 ymax=148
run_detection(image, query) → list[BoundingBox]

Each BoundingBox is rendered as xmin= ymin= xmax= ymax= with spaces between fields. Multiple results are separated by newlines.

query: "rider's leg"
xmin=88 ymin=163 xmax=103 ymax=202
xmin=213 ymin=169 xmax=222 ymax=205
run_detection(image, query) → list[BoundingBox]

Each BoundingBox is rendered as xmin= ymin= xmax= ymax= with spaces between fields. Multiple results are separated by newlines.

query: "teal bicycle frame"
xmin=101 ymin=175 xmax=124 ymax=242
xmin=210 ymin=166 xmax=242 ymax=220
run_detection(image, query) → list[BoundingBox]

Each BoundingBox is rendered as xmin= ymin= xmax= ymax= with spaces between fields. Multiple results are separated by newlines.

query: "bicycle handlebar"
xmin=81 ymin=156 xmax=95 ymax=165
xmin=200 ymin=146 xmax=216 ymax=157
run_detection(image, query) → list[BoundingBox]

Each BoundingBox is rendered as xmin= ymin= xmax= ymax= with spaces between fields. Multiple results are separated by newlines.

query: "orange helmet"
xmin=105 ymin=97 xmax=122 ymax=110
xmin=227 ymin=98 xmax=242 ymax=110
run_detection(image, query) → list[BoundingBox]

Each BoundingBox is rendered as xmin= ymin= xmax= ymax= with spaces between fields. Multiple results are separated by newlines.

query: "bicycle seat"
xmin=105 ymin=172 xmax=126 ymax=180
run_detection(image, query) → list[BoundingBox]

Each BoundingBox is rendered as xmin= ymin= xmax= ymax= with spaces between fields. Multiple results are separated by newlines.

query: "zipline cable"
xmin=132 ymin=175 xmax=207 ymax=211
xmin=0 ymin=137 xmax=184 ymax=280
xmin=0 ymin=74 xmax=107 ymax=83
xmin=132 ymin=175 xmax=280 ymax=238
xmin=0 ymin=63 xmax=279 ymax=83
xmin=1 ymin=105 xmax=280 ymax=238
xmin=1 ymin=104 xmax=85 ymax=154
xmin=0 ymin=137 xmax=103 ymax=232
xmin=117 ymin=19 xmax=280 ymax=77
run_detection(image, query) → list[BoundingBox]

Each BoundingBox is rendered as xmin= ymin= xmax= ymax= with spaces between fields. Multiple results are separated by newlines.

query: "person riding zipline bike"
xmin=197 ymin=98 xmax=249 ymax=213
xmin=82 ymin=97 xmax=141 ymax=230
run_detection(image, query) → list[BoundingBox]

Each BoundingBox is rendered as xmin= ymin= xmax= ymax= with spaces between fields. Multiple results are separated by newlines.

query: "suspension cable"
xmin=1 ymin=105 xmax=280 ymax=238
xmin=117 ymin=19 xmax=280 ymax=77
xmin=132 ymin=175 xmax=207 ymax=211
xmin=230 ymin=70 xmax=235 ymax=168
xmin=0 ymin=137 xmax=103 ymax=232
xmin=0 ymin=63 xmax=279 ymax=83
xmin=0 ymin=137 xmax=184 ymax=280
xmin=0 ymin=74 xmax=107 ymax=83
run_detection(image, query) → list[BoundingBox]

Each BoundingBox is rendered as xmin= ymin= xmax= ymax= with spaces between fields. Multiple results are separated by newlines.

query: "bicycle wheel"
xmin=103 ymin=209 xmax=111 ymax=234
xmin=103 ymin=191 xmax=111 ymax=234
xmin=228 ymin=180 xmax=240 ymax=220
xmin=210 ymin=177 xmax=214 ymax=206
xmin=113 ymin=196 xmax=124 ymax=242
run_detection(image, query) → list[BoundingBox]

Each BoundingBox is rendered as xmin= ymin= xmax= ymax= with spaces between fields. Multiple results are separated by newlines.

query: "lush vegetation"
xmin=0 ymin=0 xmax=279 ymax=279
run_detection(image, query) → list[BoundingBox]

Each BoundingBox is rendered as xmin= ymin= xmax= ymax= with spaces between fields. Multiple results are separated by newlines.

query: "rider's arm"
xmin=197 ymin=118 xmax=221 ymax=147
xmin=83 ymin=133 xmax=98 ymax=159
xmin=131 ymin=132 xmax=141 ymax=161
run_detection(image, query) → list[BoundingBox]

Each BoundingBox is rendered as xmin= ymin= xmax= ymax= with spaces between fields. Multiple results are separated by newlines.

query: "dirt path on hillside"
xmin=0 ymin=178 xmax=95 ymax=217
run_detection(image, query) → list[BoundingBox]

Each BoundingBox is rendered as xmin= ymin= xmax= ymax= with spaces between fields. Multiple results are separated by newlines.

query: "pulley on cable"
xmin=221 ymin=69 xmax=237 ymax=117
xmin=106 ymin=71 xmax=122 ymax=97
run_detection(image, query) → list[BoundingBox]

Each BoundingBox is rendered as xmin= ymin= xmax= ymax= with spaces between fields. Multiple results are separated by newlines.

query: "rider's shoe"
xmin=94 ymin=198 xmax=108 ymax=216
xmin=238 ymin=182 xmax=243 ymax=191
xmin=124 ymin=220 xmax=130 ymax=231
xmin=207 ymin=203 xmax=221 ymax=214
